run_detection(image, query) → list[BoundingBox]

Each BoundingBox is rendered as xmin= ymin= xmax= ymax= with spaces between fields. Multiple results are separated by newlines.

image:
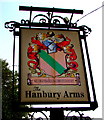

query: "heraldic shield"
xmin=39 ymin=51 xmax=66 ymax=77
xmin=27 ymin=31 xmax=81 ymax=85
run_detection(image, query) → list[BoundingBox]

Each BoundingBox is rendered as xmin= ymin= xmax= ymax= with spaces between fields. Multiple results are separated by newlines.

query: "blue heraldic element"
xmin=42 ymin=40 xmax=57 ymax=54
xmin=42 ymin=40 xmax=53 ymax=46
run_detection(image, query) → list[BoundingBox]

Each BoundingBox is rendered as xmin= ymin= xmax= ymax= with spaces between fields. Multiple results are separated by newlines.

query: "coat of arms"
xmin=27 ymin=32 xmax=80 ymax=85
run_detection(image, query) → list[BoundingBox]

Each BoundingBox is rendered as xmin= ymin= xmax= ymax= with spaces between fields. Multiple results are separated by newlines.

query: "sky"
xmin=0 ymin=0 xmax=103 ymax=119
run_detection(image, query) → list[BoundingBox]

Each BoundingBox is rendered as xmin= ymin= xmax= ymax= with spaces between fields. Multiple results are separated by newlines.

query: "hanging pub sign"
xmin=20 ymin=28 xmax=90 ymax=103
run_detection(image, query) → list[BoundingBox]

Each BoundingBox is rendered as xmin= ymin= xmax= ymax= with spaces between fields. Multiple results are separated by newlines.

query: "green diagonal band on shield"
xmin=39 ymin=50 xmax=66 ymax=74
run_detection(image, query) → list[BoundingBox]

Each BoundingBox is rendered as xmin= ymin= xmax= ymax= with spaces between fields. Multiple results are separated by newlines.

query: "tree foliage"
xmin=1 ymin=59 xmax=28 ymax=120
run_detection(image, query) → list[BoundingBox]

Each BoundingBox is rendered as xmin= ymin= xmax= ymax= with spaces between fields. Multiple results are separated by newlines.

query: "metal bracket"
xmin=4 ymin=6 xmax=84 ymax=31
xmin=5 ymin=6 xmax=91 ymax=37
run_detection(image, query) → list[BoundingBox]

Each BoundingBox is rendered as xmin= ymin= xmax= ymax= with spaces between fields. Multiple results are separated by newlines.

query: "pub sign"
xmin=20 ymin=28 xmax=90 ymax=103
